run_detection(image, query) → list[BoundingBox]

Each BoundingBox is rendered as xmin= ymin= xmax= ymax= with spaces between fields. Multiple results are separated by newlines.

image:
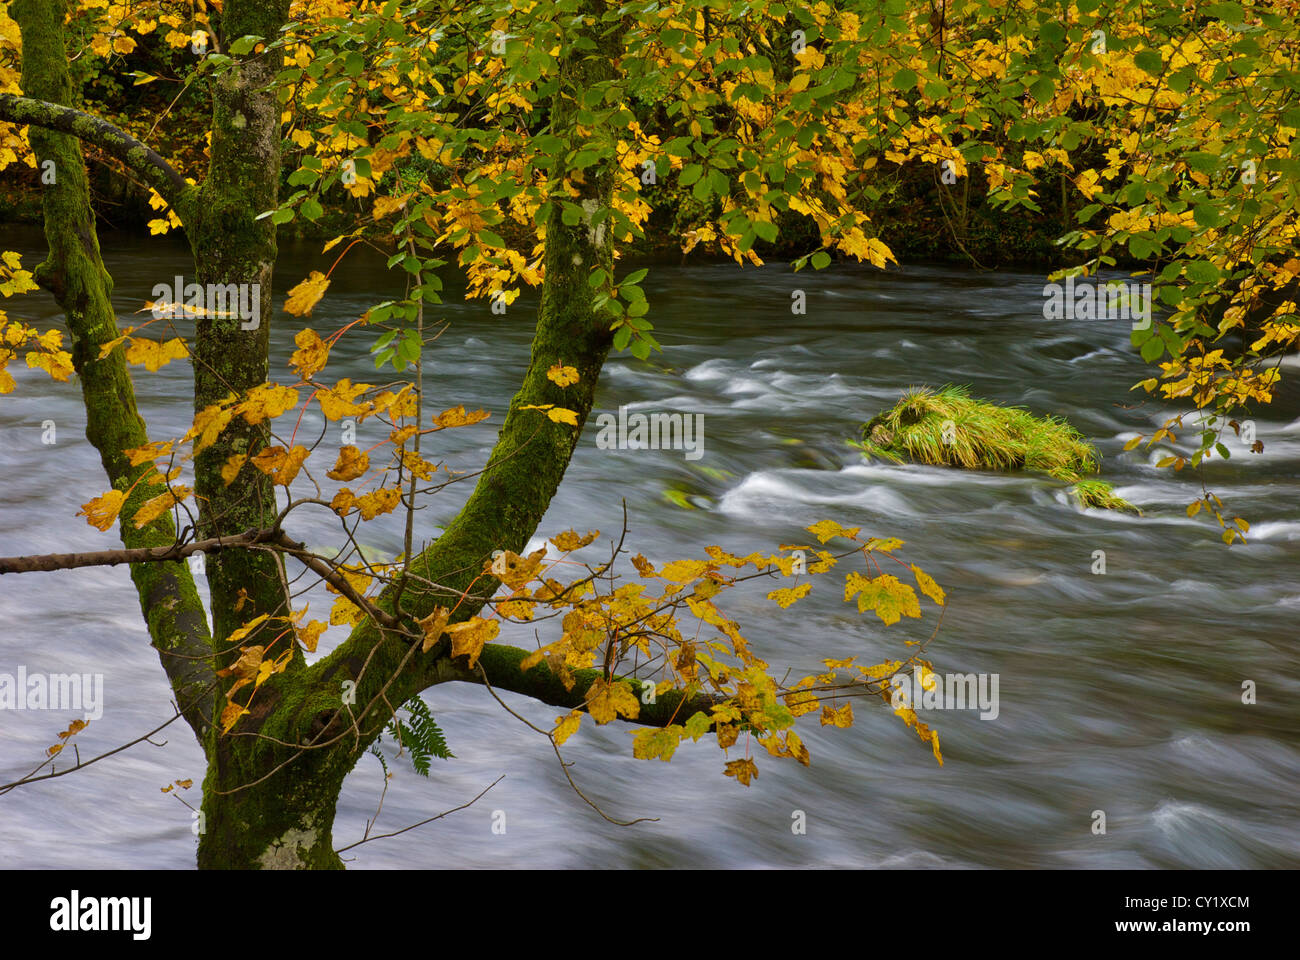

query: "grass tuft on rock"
xmin=856 ymin=385 xmax=1098 ymax=482
xmin=1069 ymin=480 xmax=1141 ymax=515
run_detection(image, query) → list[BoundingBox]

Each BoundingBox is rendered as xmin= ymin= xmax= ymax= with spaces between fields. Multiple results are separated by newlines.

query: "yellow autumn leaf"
xmin=658 ymin=559 xmax=709 ymax=583
xmin=820 ymin=702 xmax=854 ymax=728
xmin=78 ymin=489 xmax=128 ymax=531
xmin=487 ymin=548 xmax=545 ymax=590
xmin=326 ymin=445 xmax=369 ymax=481
xmin=220 ymin=453 xmax=247 ymax=486
xmin=549 ymin=529 xmax=599 ymax=552
xmin=552 ymin=710 xmax=582 ymax=746
xmin=723 ymin=757 xmax=759 ymax=786
xmin=767 ymin=582 xmax=812 ymax=608
xmin=297 ymin=620 xmax=326 ymax=654
xmin=123 ymin=336 xmax=189 ymax=372
xmin=444 ymin=617 xmax=500 ymax=669
xmin=238 ymin=383 xmax=300 ymax=424
xmin=132 ymin=485 xmax=191 ymax=529
xmin=188 ymin=403 xmax=234 ymax=455
xmin=546 ymin=364 xmax=579 ymax=387
xmin=330 ymin=488 xmax=357 ymax=516
xmin=219 ymin=700 xmax=250 ymax=735
xmin=417 ymin=606 xmax=451 ymax=653
xmin=124 ymin=441 xmax=174 ymax=466
xmin=318 ymin=378 xmax=371 ymax=420
xmin=433 ymin=405 xmax=490 ymax=428
xmin=912 ymin=565 xmax=945 ymax=605
xmin=806 ymin=519 xmax=861 ymax=543
xmin=26 ymin=348 xmax=75 ymax=381
xmin=843 ymin=572 xmax=921 ymax=626
xmin=329 ymin=595 xmax=365 ymax=626
xmin=585 ymin=678 xmax=640 ymax=725
xmin=290 ymin=328 xmax=330 ymax=379
xmin=632 ymin=725 xmax=683 ymax=761
xmin=284 ymin=270 xmax=331 ymax=317
xmin=355 ymin=487 xmax=401 ymax=520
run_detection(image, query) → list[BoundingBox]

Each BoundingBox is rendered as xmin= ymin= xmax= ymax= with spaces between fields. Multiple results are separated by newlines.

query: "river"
xmin=1 ymin=224 xmax=1297 ymax=868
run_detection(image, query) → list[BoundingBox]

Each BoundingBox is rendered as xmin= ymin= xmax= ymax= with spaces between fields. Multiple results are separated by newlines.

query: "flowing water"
xmin=1 ymin=224 xmax=1297 ymax=868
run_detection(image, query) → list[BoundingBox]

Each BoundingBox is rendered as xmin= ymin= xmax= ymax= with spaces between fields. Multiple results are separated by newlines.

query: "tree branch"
xmin=0 ymin=93 xmax=191 ymax=210
xmin=433 ymin=643 xmax=720 ymax=729
xmin=0 ymin=528 xmax=276 ymax=575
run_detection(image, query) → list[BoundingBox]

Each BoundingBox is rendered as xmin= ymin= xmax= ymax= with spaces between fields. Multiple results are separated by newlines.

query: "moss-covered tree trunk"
xmin=12 ymin=0 xmax=214 ymax=740
xmin=186 ymin=0 xmax=294 ymax=647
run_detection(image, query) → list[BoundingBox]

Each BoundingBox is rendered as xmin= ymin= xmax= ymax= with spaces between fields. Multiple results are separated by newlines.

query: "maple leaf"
xmin=355 ymin=487 xmax=401 ymax=520
xmin=237 ymin=383 xmax=300 ymax=424
xmin=585 ymin=678 xmax=640 ymax=725
xmin=188 ymin=404 xmax=235 ymax=455
xmin=723 ymin=757 xmax=759 ymax=786
xmin=124 ymin=441 xmax=174 ymax=466
xmin=26 ymin=348 xmax=75 ymax=381
xmin=219 ymin=700 xmax=250 ymax=735
xmin=844 ymin=572 xmax=921 ymax=625
xmin=132 ymin=485 xmax=191 ymax=529
xmin=549 ymin=529 xmax=599 ymax=552
xmin=658 ymin=559 xmax=709 ymax=583
xmin=767 ymin=583 xmax=812 ymax=608
xmin=912 ymin=565 xmax=945 ymax=605
xmin=417 ymin=606 xmax=451 ymax=653
xmin=220 ymin=454 xmax=247 ymax=486
xmin=546 ymin=363 xmax=579 ymax=387
xmin=806 ymin=519 xmax=861 ymax=543
xmin=820 ymin=703 xmax=853 ymax=728
xmin=123 ymin=337 xmax=188 ymax=372
xmin=290 ymin=328 xmax=331 ymax=380
xmin=78 ymin=489 xmax=127 ymax=531
xmin=490 ymin=548 xmax=546 ymax=589
xmin=330 ymin=488 xmax=357 ymax=516
xmin=318 ymin=378 xmax=372 ymax=420
xmin=284 ymin=270 xmax=331 ymax=316
xmin=552 ymin=710 xmax=582 ymax=746
xmin=250 ymin=444 xmax=309 ymax=486
xmin=445 ymin=617 xmax=500 ymax=669
xmin=329 ymin=595 xmax=365 ymax=626
xmin=519 ymin=403 xmax=579 ymax=425
xmin=632 ymin=725 xmax=683 ymax=761
xmin=326 ymin=445 xmax=369 ymax=481
xmin=433 ymin=404 xmax=490 ymax=428
xmin=297 ymin=620 xmax=326 ymax=654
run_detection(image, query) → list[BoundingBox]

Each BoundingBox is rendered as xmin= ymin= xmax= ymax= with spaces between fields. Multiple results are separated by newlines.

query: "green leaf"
xmin=1134 ymin=49 xmax=1164 ymax=75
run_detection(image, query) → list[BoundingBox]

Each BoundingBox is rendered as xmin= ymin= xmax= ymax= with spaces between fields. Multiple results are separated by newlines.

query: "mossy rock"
xmin=1069 ymin=480 xmax=1142 ymax=515
xmin=854 ymin=385 xmax=1138 ymax=513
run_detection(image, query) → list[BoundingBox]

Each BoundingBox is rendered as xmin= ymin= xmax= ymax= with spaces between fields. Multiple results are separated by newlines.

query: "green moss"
xmin=855 ymin=386 xmax=1134 ymax=513
xmin=856 ymin=384 xmax=1099 ymax=482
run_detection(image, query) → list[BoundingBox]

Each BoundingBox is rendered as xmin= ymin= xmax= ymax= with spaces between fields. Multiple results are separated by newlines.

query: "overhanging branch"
xmin=0 ymin=93 xmax=191 ymax=209
xmin=436 ymin=643 xmax=721 ymax=729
